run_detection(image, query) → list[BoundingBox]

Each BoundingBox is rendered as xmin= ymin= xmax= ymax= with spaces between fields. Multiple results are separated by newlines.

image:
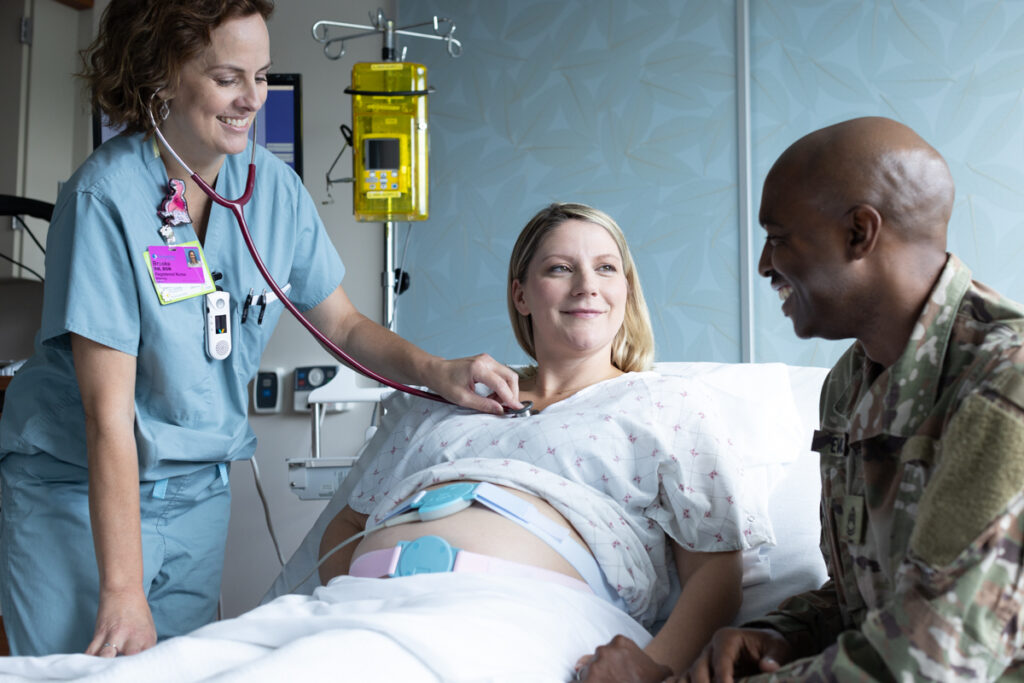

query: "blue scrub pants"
xmin=0 ymin=452 xmax=231 ymax=656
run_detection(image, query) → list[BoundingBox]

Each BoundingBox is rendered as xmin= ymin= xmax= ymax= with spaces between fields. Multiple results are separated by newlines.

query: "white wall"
xmin=20 ymin=0 xmax=79 ymax=279
xmin=0 ymin=1 xmax=29 ymax=204
xmin=0 ymin=0 xmax=79 ymax=278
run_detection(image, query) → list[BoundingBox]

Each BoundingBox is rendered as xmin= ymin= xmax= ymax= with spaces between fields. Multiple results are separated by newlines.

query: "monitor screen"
xmin=92 ymin=73 xmax=303 ymax=180
xmin=364 ymin=138 xmax=401 ymax=170
xmin=257 ymin=73 xmax=303 ymax=179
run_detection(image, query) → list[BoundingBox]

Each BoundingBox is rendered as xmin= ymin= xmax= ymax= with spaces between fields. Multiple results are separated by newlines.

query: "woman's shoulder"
xmin=379 ymin=390 xmax=465 ymax=427
xmin=626 ymin=370 xmax=722 ymax=414
xmin=558 ymin=370 xmax=684 ymax=402
xmin=621 ymin=369 xmax=693 ymax=393
xmin=52 ymin=134 xmax=157 ymax=222
xmin=68 ymin=133 xmax=152 ymax=192
xmin=563 ymin=370 xmax=686 ymax=410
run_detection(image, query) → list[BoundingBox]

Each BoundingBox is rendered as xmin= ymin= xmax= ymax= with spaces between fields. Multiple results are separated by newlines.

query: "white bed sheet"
xmin=0 ymin=362 xmax=830 ymax=681
xmin=0 ymin=574 xmax=647 ymax=682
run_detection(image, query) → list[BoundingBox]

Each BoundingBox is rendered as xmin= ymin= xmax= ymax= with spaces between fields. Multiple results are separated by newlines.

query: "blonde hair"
xmin=507 ymin=203 xmax=654 ymax=372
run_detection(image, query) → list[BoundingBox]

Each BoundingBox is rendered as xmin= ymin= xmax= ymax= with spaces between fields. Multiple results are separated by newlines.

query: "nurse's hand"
xmin=86 ymin=587 xmax=157 ymax=657
xmin=427 ymin=353 xmax=521 ymax=415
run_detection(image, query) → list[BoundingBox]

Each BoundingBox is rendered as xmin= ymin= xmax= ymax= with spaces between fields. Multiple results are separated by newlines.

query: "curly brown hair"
xmin=80 ymin=0 xmax=274 ymax=136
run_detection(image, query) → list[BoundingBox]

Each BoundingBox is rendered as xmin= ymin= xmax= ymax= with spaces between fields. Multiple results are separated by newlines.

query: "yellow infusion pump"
xmin=347 ymin=62 xmax=430 ymax=222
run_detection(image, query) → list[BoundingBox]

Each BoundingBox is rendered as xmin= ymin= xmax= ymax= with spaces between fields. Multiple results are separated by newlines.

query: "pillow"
xmin=654 ymin=362 xmax=805 ymax=470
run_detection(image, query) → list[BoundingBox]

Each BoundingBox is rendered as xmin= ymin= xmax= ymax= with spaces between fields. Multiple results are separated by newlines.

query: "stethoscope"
xmin=147 ymin=97 xmax=532 ymax=418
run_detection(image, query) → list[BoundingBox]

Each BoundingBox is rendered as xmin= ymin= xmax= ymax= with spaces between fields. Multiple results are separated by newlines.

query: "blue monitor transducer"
xmin=93 ymin=73 xmax=303 ymax=180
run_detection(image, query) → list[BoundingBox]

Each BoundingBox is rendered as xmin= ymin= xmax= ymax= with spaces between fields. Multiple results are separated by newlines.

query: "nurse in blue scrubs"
xmin=0 ymin=0 xmax=520 ymax=658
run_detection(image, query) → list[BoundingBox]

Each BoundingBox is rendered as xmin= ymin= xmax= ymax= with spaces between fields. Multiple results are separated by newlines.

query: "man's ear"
xmin=846 ymin=204 xmax=882 ymax=260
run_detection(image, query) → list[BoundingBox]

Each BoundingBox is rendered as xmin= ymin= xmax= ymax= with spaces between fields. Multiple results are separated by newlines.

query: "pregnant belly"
xmin=350 ymin=482 xmax=591 ymax=582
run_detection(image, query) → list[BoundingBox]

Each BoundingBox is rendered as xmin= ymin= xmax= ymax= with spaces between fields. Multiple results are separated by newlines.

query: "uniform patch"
xmin=899 ymin=435 xmax=937 ymax=466
xmin=843 ymin=494 xmax=866 ymax=545
xmin=910 ymin=392 xmax=1024 ymax=567
xmin=992 ymin=372 xmax=1024 ymax=414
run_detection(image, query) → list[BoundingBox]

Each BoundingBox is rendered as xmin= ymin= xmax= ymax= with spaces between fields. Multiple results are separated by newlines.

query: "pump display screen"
xmin=365 ymin=138 xmax=401 ymax=170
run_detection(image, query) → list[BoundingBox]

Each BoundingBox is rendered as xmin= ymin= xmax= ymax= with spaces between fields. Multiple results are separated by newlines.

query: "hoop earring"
xmin=159 ymin=100 xmax=169 ymax=121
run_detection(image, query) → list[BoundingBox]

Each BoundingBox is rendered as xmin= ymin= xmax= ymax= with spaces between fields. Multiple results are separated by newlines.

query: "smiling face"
xmin=511 ymin=220 xmax=628 ymax=364
xmin=757 ymin=168 xmax=857 ymax=341
xmin=160 ymin=13 xmax=271 ymax=170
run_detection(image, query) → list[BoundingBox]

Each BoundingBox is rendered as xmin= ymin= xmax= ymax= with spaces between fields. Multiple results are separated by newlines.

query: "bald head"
xmin=759 ymin=117 xmax=956 ymax=365
xmin=766 ymin=117 xmax=954 ymax=245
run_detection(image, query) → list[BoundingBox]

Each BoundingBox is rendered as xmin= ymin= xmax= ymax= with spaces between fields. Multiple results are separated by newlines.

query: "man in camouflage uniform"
xmin=578 ymin=117 xmax=1024 ymax=682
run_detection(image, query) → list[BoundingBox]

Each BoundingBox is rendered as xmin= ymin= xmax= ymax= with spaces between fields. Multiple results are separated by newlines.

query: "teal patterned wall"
xmin=752 ymin=0 xmax=1024 ymax=366
xmin=393 ymin=0 xmax=1024 ymax=368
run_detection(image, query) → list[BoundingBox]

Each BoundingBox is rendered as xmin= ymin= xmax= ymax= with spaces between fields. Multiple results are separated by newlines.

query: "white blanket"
xmin=0 ymin=574 xmax=649 ymax=682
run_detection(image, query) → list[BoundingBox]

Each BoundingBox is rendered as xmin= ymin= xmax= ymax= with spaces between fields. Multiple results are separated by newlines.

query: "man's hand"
xmin=575 ymin=635 xmax=675 ymax=682
xmin=685 ymin=627 xmax=793 ymax=683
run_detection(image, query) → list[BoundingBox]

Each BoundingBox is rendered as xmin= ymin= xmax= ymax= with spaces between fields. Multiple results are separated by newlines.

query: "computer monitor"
xmin=257 ymin=73 xmax=303 ymax=179
xmin=91 ymin=73 xmax=303 ymax=179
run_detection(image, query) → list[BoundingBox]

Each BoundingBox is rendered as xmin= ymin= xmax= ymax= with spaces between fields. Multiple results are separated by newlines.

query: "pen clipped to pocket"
xmin=241 ymin=283 xmax=291 ymax=325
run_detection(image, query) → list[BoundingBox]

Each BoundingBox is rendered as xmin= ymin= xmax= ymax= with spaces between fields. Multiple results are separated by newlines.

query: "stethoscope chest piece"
xmin=506 ymin=400 xmax=533 ymax=418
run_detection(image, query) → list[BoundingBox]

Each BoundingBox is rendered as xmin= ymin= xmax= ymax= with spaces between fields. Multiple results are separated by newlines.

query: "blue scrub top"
xmin=0 ymin=133 xmax=345 ymax=481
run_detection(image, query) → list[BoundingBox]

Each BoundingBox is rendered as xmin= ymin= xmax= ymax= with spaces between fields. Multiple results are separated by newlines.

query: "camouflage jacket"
xmin=745 ymin=255 xmax=1024 ymax=682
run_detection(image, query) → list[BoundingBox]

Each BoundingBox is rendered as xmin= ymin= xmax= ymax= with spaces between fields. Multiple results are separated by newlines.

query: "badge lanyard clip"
xmin=157 ymin=177 xmax=193 ymax=245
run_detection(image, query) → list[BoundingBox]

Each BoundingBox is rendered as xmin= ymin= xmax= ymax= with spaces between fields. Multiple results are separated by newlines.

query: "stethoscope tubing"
xmin=149 ymin=114 xmax=453 ymax=406
xmin=204 ymin=165 xmax=451 ymax=404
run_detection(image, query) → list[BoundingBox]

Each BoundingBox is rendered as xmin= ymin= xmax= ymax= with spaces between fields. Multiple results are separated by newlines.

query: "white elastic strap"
xmin=471 ymin=482 xmax=625 ymax=609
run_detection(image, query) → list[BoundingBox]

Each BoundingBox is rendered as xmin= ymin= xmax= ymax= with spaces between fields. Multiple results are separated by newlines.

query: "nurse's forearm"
xmin=306 ymin=285 xmax=439 ymax=385
xmin=339 ymin=313 xmax=443 ymax=384
xmin=334 ymin=312 xmax=520 ymax=413
xmin=84 ymin=420 xmax=157 ymax=656
xmin=87 ymin=428 xmax=145 ymax=593
xmin=71 ymin=334 xmax=146 ymax=595
xmin=305 ymin=285 xmax=518 ymax=413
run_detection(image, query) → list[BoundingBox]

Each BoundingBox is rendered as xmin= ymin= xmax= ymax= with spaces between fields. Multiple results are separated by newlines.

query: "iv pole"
xmin=312 ymin=11 xmax=462 ymax=331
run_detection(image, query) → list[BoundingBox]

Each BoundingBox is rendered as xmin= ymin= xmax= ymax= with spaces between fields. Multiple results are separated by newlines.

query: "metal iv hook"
xmin=311 ymin=11 xmax=462 ymax=61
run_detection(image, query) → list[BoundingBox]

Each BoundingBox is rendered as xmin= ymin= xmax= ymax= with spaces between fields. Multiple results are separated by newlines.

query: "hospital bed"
xmin=0 ymin=361 xmax=830 ymax=682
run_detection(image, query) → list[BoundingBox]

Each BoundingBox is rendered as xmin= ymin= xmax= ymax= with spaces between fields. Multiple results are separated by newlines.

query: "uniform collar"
xmin=140 ymin=131 xmax=253 ymax=192
xmin=835 ymin=254 xmax=971 ymax=441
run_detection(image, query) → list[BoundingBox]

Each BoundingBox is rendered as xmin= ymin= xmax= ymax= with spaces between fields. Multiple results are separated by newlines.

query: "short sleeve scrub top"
xmin=0 ymin=133 xmax=344 ymax=654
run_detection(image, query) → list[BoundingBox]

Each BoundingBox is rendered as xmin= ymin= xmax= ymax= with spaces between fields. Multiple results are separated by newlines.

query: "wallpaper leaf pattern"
xmin=391 ymin=0 xmax=1024 ymax=368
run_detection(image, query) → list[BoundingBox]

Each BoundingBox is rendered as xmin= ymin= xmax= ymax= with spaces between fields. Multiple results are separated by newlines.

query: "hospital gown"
xmin=349 ymin=371 xmax=774 ymax=626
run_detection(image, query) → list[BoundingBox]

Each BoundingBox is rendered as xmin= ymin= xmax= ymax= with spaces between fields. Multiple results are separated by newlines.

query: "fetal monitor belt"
xmin=350 ymin=534 xmax=593 ymax=595
xmin=377 ymin=482 xmax=625 ymax=608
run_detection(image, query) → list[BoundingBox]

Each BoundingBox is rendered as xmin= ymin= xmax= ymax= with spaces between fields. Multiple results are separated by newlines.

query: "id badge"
xmin=145 ymin=241 xmax=216 ymax=305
